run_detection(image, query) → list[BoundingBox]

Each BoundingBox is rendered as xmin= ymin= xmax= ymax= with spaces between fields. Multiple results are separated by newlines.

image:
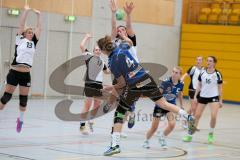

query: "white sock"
xmin=19 ymin=111 xmax=24 ymax=122
xmin=209 ymin=127 xmax=214 ymax=134
xmin=161 ymin=133 xmax=166 ymax=138
xmin=178 ymin=109 xmax=188 ymax=119
xmin=111 ymin=132 xmax=121 ymax=147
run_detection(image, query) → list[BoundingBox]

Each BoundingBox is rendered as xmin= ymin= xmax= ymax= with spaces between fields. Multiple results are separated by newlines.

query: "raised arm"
xmin=80 ymin=33 xmax=91 ymax=53
xmin=110 ymin=0 xmax=118 ymax=39
xmin=124 ymin=2 xmax=135 ymax=37
xmin=17 ymin=4 xmax=31 ymax=35
xmin=33 ymin=9 xmax=42 ymax=40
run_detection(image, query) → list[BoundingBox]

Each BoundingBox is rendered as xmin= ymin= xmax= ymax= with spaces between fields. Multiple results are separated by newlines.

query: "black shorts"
xmin=198 ymin=96 xmax=219 ymax=104
xmin=6 ymin=69 xmax=31 ymax=87
xmin=84 ymin=82 xmax=103 ymax=97
xmin=188 ymin=90 xmax=200 ymax=99
xmin=153 ymin=105 xmax=169 ymax=118
xmin=119 ymin=74 xmax=163 ymax=110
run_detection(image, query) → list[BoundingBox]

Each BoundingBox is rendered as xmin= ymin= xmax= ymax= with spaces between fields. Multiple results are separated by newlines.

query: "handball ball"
xmin=116 ymin=9 xmax=125 ymax=20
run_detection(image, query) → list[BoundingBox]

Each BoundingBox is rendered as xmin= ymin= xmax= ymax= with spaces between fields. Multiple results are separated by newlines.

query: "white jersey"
xmin=82 ymin=51 xmax=106 ymax=83
xmin=11 ymin=34 xmax=38 ymax=68
xmin=114 ymin=35 xmax=139 ymax=62
xmin=198 ymin=69 xmax=223 ymax=98
xmin=187 ymin=66 xmax=204 ymax=90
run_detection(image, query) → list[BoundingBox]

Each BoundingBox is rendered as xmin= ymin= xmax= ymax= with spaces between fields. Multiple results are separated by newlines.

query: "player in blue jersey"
xmin=143 ymin=67 xmax=184 ymax=149
xmin=97 ymin=35 xmax=196 ymax=156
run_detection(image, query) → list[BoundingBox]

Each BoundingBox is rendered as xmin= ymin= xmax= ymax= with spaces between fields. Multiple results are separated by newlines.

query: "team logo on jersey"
xmin=206 ymin=78 xmax=211 ymax=84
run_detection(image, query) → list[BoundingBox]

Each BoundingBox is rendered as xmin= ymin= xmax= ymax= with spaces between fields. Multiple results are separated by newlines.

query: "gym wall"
xmin=0 ymin=0 xmax=182 ymax=97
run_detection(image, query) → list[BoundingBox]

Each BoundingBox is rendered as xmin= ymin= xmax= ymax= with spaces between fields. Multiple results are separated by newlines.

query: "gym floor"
xmin=0 ymin=98 xmax=239 ymax=160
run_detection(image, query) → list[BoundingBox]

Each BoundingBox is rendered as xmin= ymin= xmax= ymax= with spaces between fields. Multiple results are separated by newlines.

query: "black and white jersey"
xmin=187 ymin=66 xmax=204 ymax=90
xmin=82 ymin=50 xmax=106 ymax=83
xmin=114 ymin=35 xmax=138 ymax=62
xmin=198 ymin=69 xmax=223 ymax=98
xmin=11 ymin=34 xmax=38 ymax=68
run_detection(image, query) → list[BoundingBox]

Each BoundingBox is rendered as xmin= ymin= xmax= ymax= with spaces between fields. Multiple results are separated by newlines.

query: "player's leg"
xmin=104 ymin=86 xmax=140 ymax=156
xmin=80 ymin=97 xmax=93 ymax=134
xmin=0 ymin=70 xmax=18 ymax=110
xmin=159 ymin=112 xmax=176 ymax=149
xmin=183 ymin=98 xmax=207 ymax=142
xmin=143 ymin=105 xmax=161 ymax=149
xmin=208 ymin=101 xmax=220 ymax=143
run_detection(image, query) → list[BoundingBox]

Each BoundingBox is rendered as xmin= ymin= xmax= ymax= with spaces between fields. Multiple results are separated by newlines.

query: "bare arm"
xmin=80 ymin=33 xmax=91 ymax=53
xmin=120 ymin=34 xmax=133 ymax=47
xmin=17 ymin=4 xmax=31 ymax=35
xmin=33 ymin=9 xmax=42 ymax=40
xmin=110 ymin=0 xmax=118 ymax=39
xmin=194 ymin=81 xmax=201 ymax=101
xmin=124 ymin=2 xmax=135 ymax=36
xmin=218 ymin=84 xmax=223 ymax=107
xmin=178 ymin=91 xmax=184 ymax=108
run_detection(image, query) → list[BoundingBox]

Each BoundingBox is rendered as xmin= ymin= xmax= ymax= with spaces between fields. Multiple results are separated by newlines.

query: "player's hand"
xmin=124 ymin=2 xmax=134 ymax=15
xmin=24 ymin=4 xmax=31 ymax=11
xmin=85 ymin=33 xmax=92 ymax=39
xmin=109 ymin=0 xmax=117 ymax=13
xmin=219 ymin=99 xmax=223 ymax=108
xmin=33 ymin=9 xmax=41 ymax=15
xmin=193 ymin=97 xmax=198 ymax=104
xmin=102 ymin=85 xmax=114 ymax=92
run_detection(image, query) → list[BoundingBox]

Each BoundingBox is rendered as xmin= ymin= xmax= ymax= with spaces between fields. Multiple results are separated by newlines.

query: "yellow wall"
xmin=117 ymin=0 xmax=175 ymax=26
xmin=180 ymin=24 xmax=240 ymax=102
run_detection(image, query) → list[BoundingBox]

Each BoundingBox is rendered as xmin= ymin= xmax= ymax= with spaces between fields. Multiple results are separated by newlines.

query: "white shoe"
xmin=159 ymin=135 xmax=168 ymax=149
xmin=88 ymin=121 xmax=94 ymax=132
xmin=120 ymin=132 xmax=128 ymax=138
xmin=80 ymin=126 xmax=89 ymax=135
xmin=142 ymin=140 xmax=150 ymax=149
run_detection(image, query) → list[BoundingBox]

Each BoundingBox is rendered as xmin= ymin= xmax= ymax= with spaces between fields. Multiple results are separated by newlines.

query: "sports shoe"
xmin=103 ymin=145 xmax=121 ymax=156
xmin=159 ymin=135 xmax=168 ymax=149
xmin=182 ymin=135 xmax=192 ymax=142
xmin=142 ymin=140 xmax=150 ymax=149
xmin=88 ymin=121 xmax=94 ymax=132
xmin=103 ymin=104 xmax=112 ymax=113
xmin=16 ymin=118 xmax=23 ymax=133
xmin=128 ymin=113 xmax=135 ymax=129
xmin=208 ymin=132 xmax=214 ymax=144
xmin=80 ymin=126 xmax=89 ymax=135
xmin=187 ymin=115 xmax=197 ymax=135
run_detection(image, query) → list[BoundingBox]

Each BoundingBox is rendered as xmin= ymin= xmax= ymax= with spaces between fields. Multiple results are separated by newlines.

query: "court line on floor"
xmin=45 ymin=146 xmax=187 ymax=159
xmin=0 ymin=152 xmax=36 ymax=160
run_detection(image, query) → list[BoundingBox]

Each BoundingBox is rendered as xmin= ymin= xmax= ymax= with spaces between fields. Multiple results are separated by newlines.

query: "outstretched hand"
xmin=24 ymin=4 xmax=31 ymax=11
xmin=124 ymin=2 xmax=134 ymax=15
xmin=33 ymin=9 xmax=41 ymax=15
xmin=109 ymin=0 xmax=117 ymax=13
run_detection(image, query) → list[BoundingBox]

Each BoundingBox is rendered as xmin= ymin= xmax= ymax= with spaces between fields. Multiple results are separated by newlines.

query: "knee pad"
xmin=1 ymin=92 xmax=12 ymax=105
xmin=114 ymin=105 xmax=128 ymax=124
xmin=19 ymin=95 xmax=28 ymax=107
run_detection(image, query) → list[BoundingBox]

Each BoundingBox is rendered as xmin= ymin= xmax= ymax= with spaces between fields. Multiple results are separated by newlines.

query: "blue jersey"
xmin=159 ymin=77 xmax=184 ymax=105
xmin=108 ymin=46 xmax=146 ymax=85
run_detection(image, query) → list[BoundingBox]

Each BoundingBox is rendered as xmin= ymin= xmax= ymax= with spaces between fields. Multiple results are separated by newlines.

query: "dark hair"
xmin=117 ymin=25 xmax=127 ymax=30
xmin=97 ymin=35 xmax=116 ymax=52
xmin=208 ymin=56 xmax=217 ymax=63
